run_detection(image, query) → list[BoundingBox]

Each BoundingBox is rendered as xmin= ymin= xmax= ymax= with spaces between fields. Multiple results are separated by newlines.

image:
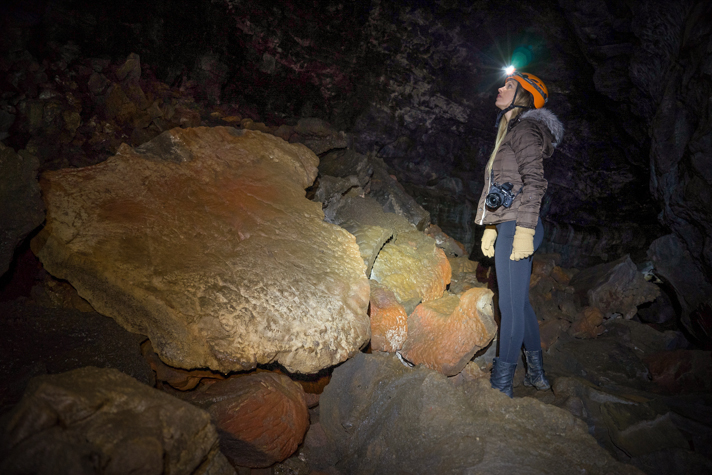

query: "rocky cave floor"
xmin=1 ymin=242 xmax=712 ymax=475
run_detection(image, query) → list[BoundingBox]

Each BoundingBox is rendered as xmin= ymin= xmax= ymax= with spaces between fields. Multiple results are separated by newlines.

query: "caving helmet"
xmin=507 ymin=71 xmax=548 ymax=109
xmin=495 ymin=68 xmax=549 ymax=126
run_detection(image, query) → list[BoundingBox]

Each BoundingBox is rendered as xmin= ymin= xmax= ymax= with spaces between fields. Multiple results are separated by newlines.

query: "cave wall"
xmin=2 ymin=0 xmax=711 ymax=277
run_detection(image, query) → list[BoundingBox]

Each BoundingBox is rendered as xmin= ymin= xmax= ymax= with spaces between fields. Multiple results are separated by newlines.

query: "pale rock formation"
xmin=0 ymin=367 xmax=234 ymax=475
xmin=370 ymin=230 xmax=451 ymax=314
xmin=399 ymin=287 xmax=496 ymax=376
xmin=32 ymin=127 xmax=370 ymax=374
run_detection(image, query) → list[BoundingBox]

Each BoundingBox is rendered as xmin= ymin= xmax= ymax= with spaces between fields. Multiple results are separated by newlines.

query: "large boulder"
xmin=370 ymin=230 xmax=451 ymax=313
xmin=31 ymin=127 xmax=370 ymax=374
xmin=368 ymin=280 xmax=408 ymax=352
xmin=0 ymin=367 xmax=234 ymax=475
xmin=399 ymin=287 xmax=496 ymax=376
xmin=0 ymin=143 xmax=45 ymax=277
xmin=179 ymin=373 xmax=310 ymax=469
xmin=317 ymin=352 xmax=642 ymax=474
xmin=569 ymin=255 xmax=660 ymax=319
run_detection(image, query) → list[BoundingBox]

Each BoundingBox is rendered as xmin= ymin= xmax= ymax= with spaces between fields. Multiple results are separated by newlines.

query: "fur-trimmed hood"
xmin=520 ymin=108 xmax=564 ymax=147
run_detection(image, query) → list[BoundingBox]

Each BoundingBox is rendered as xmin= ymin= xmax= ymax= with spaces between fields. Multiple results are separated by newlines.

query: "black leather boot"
xmin=490 ymin=357 xmax=517 ymax=398
xmin=523 ymin=349 xmax=550 ymax=390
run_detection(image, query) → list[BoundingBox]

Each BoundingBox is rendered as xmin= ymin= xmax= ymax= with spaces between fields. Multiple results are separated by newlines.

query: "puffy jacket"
xmin=474 ymin=108 xmax=564 ymax=229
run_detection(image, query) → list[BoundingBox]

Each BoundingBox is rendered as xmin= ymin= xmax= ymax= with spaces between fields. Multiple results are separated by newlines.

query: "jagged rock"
xmin=318 ymin=148 xmax=372 ymax=189
xmin=368 ymin=155 xmax=430 ymax=230
xmin=400 ymin=287 xmax=496 ymax=376
xmin=291 ymin=117 xmax=348 ymax=155
xmin=569 ymin=306 xmax=605 ymax=339
xmin=317 ymin=352 xmax=642 ymax=474
xmin=539 ymin=318 xmax=570 ymax=351
xmin=32 ymin=127 xmax=370 ymax=374
xmin=178 ymin=373 xmax=309 ymax=469
xmin=340 ymin=220 xmax=392 ymax=277
xmin=644 ymin=350 xmax=712 ymax=394
xmin=0 ymin=367 xmax=234 ymax=475
xmin=448 ymin=256 xmax=478 ymax=275
xmin=424 ymin=223 xmax=466 ymax=257
xmin=447 ymin=257 xmax=483 ymax=294
xmin=0 ymin=300 xmax=154 ymax=413
xmin=115 ymin=52 xmax=141 ymax=82
xmin=314 ymin=175 xmax=361 ymax=209
xmin=141 ymin=341 xmax=224 ymax=391
xmin=0 ymin=144 xmax=45 ymax=277
xmin=369 ymin=280 xmax=408 ymax=353
xmin=569 ymin=255 xmax=660 ymax=319
xmin=370 ymin=230 xmax=451 ymax=312
xmin=647 ymin=234 xmax=712 ymax=342
xmin=326 ymin=190 xmax=415 ymax=236
xmin=600 ymin=399 xmax=689 ymax=457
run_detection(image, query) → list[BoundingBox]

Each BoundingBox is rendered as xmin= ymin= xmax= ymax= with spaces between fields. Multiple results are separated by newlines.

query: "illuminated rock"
xmin=370 ymin=230 xmax=451 ymax=313
xmin=399 ymin=287 xmax=496 ymax=376
xmin=182 ymin=373 xmax=309 ymax=469
xmin=369 ymin=280 xmax=408 ymax=352
xmin=32 ymin=127 xmax=370 ymax=374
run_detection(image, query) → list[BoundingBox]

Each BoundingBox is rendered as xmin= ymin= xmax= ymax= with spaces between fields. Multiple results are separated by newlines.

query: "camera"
xmin=485 ymin=182 xmax=516 ymax=209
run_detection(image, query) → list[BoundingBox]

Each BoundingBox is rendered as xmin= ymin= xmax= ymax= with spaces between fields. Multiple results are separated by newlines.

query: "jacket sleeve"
xmin=512 ymin=122 xmax=548 ymax=229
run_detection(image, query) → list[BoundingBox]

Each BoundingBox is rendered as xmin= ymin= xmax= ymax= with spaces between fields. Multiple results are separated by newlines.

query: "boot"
xmin=523 ymin=349 xmax=550 ymax=390
xmin=490 ymin=357 xmax=517 ymax=398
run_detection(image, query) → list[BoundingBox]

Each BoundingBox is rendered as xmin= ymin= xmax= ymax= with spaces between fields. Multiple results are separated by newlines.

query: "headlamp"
xmin=504 ymin=65 xmax=515 ymax=75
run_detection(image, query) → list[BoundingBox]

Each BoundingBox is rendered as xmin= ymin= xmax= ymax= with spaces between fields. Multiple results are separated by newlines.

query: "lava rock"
xmin=32 ymin=127 xmax=370 ymax=374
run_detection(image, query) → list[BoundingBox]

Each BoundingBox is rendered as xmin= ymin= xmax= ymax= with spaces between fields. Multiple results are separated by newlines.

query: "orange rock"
xmin=141 ymin=341 xmax=224 ymax=390
xmin=569 ymin=306 xmax=605 ymax=339
xmin=369 ymin=280 xmax=408 ymax=352
xmin=399 ymin=287 xmax=496 ymax=376
xmin=187 ymin=373 xmax=309 ymax=468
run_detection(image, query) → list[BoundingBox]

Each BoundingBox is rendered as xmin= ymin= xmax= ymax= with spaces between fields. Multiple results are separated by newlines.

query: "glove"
xmin=481 ymin=227 xmax=497 ymax=258
xmin=510 ymin=226 xmax=535 ymax=261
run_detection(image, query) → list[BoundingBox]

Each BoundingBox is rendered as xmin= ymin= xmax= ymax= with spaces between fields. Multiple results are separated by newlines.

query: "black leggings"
xmin=494 ymin=218 xmax=545 ymax=364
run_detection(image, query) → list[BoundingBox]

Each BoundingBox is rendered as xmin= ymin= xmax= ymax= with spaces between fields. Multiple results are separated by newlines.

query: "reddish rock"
xmin=369 ymin=280 xmax=408 ymax=352
xmin=644 ymin=350 xmax=712 ymax=393
xmin=400 ymin=287 xmax=496 ymax=376
xmin=141 ymin=341 xmax=224 ymax=391
xmin=569 ymin=307 xmax=605 ymax=339
xmin=532 ymin=256 xmax=555 ymax=277
xmin=183 ymin=372 xmax=310 ymax=468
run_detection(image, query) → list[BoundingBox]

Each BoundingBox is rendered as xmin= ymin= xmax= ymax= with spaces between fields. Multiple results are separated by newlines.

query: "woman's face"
xmin=495 ymin=79 xmax=518 ymax=110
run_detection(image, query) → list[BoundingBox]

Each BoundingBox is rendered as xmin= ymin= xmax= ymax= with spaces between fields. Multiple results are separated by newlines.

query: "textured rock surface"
xmin=368 ymin=280 xmax=408 ymax=353
xmin=339 ymin=221 xmax=392 ymax=277
xmin=370 ymin=231 xmax=451 ymax=309
xmin=0 ymin=367 xmax=234 ymax=475
xmin=318 ymin=352 xmax=642 ymax=474
xmin=0 ymin=143 xmax=45 ymax=277
xmin=400 ymin=287 xmax=496 ymax=376
xmin=180 ymin=373 xmax=309 ymax=469
xmin=569 ymin=255 xmax=660 ymax=319
xmin=644 ymin=350 xmax=712 ymax=394
xmin=569 ymin=306 xmax=605 ymax=339
xmin=32 ymin=127 xmax=370 ymax=374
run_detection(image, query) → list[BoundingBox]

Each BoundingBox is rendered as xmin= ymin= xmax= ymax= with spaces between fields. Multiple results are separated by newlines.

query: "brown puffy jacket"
xmin=474 ymin=108 xmax=564 ymax=229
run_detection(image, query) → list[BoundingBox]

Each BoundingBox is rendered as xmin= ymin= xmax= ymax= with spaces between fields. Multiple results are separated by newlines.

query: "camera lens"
xmin=485 ymin=192 xmax=502 ymax=208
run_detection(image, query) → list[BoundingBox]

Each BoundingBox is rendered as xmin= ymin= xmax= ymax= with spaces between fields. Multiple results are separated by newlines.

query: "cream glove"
xmin=510 ymin=226 xmax=535 ymax=261
xmin=481 ymin=226 xmax=497 ymax=258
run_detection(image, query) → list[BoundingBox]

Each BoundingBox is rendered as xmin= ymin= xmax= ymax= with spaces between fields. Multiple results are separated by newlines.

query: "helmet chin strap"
xmin=494 ymin=85 xmax=528 ymax=127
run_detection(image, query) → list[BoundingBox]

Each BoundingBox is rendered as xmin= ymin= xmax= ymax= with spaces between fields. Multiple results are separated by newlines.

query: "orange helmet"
xmin=507 ymin=71 xmax=548 ymax=109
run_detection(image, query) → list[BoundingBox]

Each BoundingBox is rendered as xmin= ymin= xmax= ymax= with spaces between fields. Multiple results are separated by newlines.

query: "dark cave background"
xmin=1 ymin=0 xmax=711 ymax=296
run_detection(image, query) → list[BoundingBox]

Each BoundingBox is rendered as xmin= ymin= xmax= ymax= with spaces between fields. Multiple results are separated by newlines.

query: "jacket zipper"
xmin=478 ymin=169 xmax=492 ymax=225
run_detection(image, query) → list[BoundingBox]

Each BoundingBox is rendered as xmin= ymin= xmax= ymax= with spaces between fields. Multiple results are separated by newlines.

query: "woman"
xmin=474 ymin=70 xmax=564 ymax=397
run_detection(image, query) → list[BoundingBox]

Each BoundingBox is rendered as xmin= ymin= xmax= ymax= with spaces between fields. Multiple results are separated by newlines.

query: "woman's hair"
xmin=486 ymin=83 xmax=534 ymax=172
